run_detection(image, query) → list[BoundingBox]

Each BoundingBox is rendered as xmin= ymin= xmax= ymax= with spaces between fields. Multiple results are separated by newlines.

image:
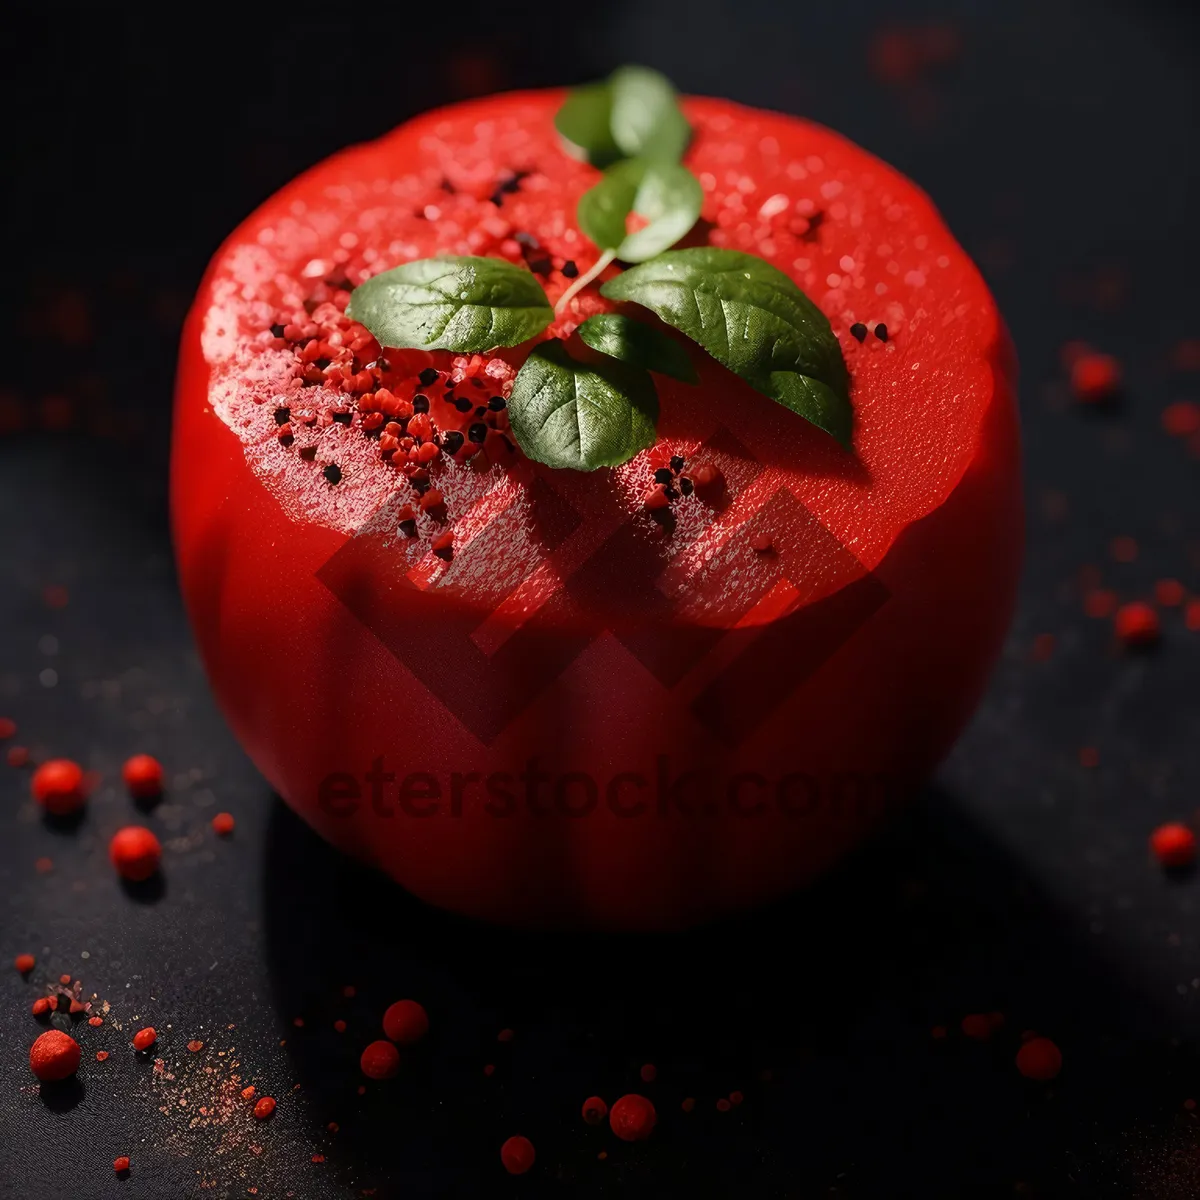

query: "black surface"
xmin=3 ymin=3 xmax=1200 ymax=1196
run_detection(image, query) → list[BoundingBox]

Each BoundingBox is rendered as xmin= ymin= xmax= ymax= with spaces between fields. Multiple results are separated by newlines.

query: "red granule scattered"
xmin=187 ymin=1040 xmax=204 ymax=1053
xmin=497 ymin=1028 xmax=514 ymax=1043
xmin=1185 ymin=1098 xmax=1197 ymax=1111
xmin=681 ymin=1097 xmax=696 ymax=1113
xmin=1109 ymin=535 xmax=1138 ymax=563
xmin=430 ymin=530 xmax=454 ymax=556
xmin=334 ymin=1019 xmax=346 ymax=1033
xmin=8 ymin=747 xmax=30 ymax=768
xmin=1016 ymin=1037 xmax=1062 ymax=1081
xmin=59 ymin=973 xmax=71 ymax=985
xmin=500 ymin=1136 xmax=536 ymax=1176
xmin=1084 ymin=588 xmax=1118 ymax=618
xmin=609 ymin=1094 xmax=657 ymax=1142
xmin=96 ymin=1051 xmax=109 ymax=1061
xmin=43 ymin=585 xmax=69 ymax=609
xmin=750 ymin=530 xmax=774 ymax=553
xmin=382 ymin=999 xmax=429 ymax=1045
xmin=1155 ymin=579 xmax=1186 ymax=607
xmin=31 ymin=998 xmax=51 ymax=1017
xmin=122 ymin=753 xmax=164 ymax=799
xmin=1070 ymin=352 xmax=1120 ymax=402
xmin=241 ymin=1086 xmax=256 ymax=1100
xmin=1162 ymin=401 xmax=1200 ymax=437
xmin=113 ymin=1156 xmax=130 ymax=1174
xmin=1151 ymin=823 xmax=1196 ymax=869
xmin=1114 ymin=602 xmax=1160 ymax=648
xmin=253 ymin=1096 xmax=276 ymax=1120
xmin=132 ymin=1027 xmax=157 ymax=1051
xmin=0 ymin=717 xmax=15 ymax=739
xmin=328 ymin=1122 xmax=339 ymax=1133
xmin=360 ymin=1040 xmax=401 ymax=1080
xmin=312 ymin=1154 xmax=325 ymax=1164
xmin=88 ymin=1016 xmax=103 ymax=1027
xmin=640 ymin=1063 xmax=657 ymax=1083
xmin=716 ymin=1098 xmax=732 ymax=1112
xmin=211 ymin=812 xmax=235 ymax=836
xmin=109 ymin=826 xmax=162 ymax=881
xmin=31 ymin=758 xmax=87 ymax=816
xmin=14 ymin=953 xmax=34 ymax=974
xmin=29 ymin=1029 xmax=81 ymax=1081
xmin=582 ymin=1096 xmax=608 ymax=1125
xmin=1173 ymin=339 xmax=1200 ymax=371
xmin=34 ymin=856 xmax=52 ymax=873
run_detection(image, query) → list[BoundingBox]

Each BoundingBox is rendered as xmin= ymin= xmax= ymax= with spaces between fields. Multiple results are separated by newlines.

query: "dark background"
xmin=3 ymin=2 xmax=1200 ymax=1195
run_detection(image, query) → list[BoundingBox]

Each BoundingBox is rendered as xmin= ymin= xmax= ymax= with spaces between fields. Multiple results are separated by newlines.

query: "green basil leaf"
xmin=577 ymin=159 xmax=703 ymax=263
xmin=507 ymin=340 xmax=659 ymax=471
xmin=600 ymin=247 xmax=852 ymax=445
xmin=577 ymin=313 xmax=698 ymax=384
xmin=609 ymin=66 xmax=691 ymax=163
xmin=554 ymin=82 xmax=622 ymax=168
xmin=346 ymin=256 xmax=553 ymax=353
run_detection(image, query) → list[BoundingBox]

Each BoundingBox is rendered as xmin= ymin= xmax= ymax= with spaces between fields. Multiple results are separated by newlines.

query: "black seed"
xmin=528 ymin=257 xmax=552 ymax=276
xmin=399 ymin=519 xmax=418 ymax=537
xmin=412 ymin=394 xmax=430 ymax=413
xmin=298 ymin=445 xmax=317 ymax=461
xmin=801 ymin=210 xmax=825 ymax=242
xmin=270 ymin=323 xmax=287 ymax=339
xmin=441 ymin=430 xmax=465 ymax=454
xmin=679 ymin=477 xmax=694 ymax=496
xmin=440 ymin=177 xmax=456 ymax=194
xmin=316 ymin=357 xmax=331 ymax=370
xmin=488 ymin=395 xmax=506 ymax=411
xmin=874 ymin=323 xmax=888 ymax=342
xmin=654 ymin=467 xmax=674 ymax=485
xmin=664 ymin=485 xmax=679 ymax=501
xmin=418 ymin=368 xmax=439 ymax=387
xmin=441 ymin=390 xmax=456 ymax=403
xmin=562 ymin=260 xmax=579 ymax=279
xmin=279 ymin=433 xmax=295 ymax=447
xmin=411 ymin=478 xmax=430 ymax=495
xmin=850 ymin=322 xmax=868 ymax=342
xmin=475 ymin=405 xmax=487 ymax=418
xmin=669 ymin=455 xmax=685 ymax=472
xmin=273 ymin=406 xmax=291 ymax=425
xmin=501 ymin=435 xmax=516 ymax=453
xmin=374 ymin=356 xmax=390 ymax=373
xmin=468 ymin=423 xmax=488 ymax=444
xmin=455 ymin=397 xmax=474 ymax=413
xmin=332 ymin=411 xmax=352 ymax=425
xmin=323 ymin=464 xmax=342 ymax=485
xmin=514 ymin=231 xmax=540 ymax=249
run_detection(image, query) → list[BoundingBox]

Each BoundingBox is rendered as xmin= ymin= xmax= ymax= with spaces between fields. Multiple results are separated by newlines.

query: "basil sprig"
xmin=576 ymin=313 xmax=698 ymax=384
xmin=578 ymin=159 xmax=703 ymax=264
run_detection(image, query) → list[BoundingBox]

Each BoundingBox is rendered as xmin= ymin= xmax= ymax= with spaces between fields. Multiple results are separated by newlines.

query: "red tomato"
xmin=172 ymin=92 xmax=1021 ymax=929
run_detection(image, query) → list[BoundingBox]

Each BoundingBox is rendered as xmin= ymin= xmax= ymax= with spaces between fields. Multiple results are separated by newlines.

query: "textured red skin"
xmin=171 ymin=91 xmax=1021 ymax=930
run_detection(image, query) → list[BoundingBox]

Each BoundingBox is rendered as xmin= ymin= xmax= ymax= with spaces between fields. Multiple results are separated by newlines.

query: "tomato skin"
xmin=172 ymin=93 xmax=1021 ymax=930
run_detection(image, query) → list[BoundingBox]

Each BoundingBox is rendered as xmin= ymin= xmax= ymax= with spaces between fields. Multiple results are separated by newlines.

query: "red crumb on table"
xmin=14 ymin=953 xmax=34 ymax=974
xmin=1155 ymin=579 xmax=1186 ymax=607
xmin=9 ymin=746 xmax=30 ymax=768
xmin=59 ymin=973 xmax=71 ymax=986
xmin=30 ymin=1029 xmax=81 ymax=1081
xmin=122 ymin=753 xmax=164 ymax=799
xmin=1016 ymin=1037 xmax=1063 ymax=1081
xmin=241 ymin=1086 xmax=256 ymax=1100
xmin=1070 ymin=352 xmax=1121 ymax=402
xmin=113 ymin=1156 xmax=130 ymax=1174
xmin=1079 ymin=746 xmax=1100 ymax=768
xmin=88 ymin=1016 xmax=103 ymax=1027
xmin=31 ymin=998 xmax=51 ymax=1017
xmin=1162 ymin=400 xmax=1200 ymax=437
xmin=382 ymin=999 xmax=429 ymax=1045
xmin=1151 ymin=823 xmax=1196 ymax=869
xmin=640 ymin=1063 xmax=657 ymax=1083
xmin=328 ymin=1122 xmax=339 ymax=1133
xmin=96 ymin=1051 xmax=109 ymax=1061
xmin=609 ymin=1094 xmax=657 ymax=1141
xmin=31 ymin=759 xmax=86 ymax=815
xmin=360 ymin=1040 xmax=401 ymax=1080
xmin=960 ymin=1013 xmax=1002 ymax=1041
xmin=187 ymin=1040 xmax=204 ymax=1053
xmin=132 ymin=1027 xmax=157 ymax=1051
xmin=293 ymin=1017 xmax=304 ymax=1028
xmin=109 ymin=826 xmax=162 ymax=881
xmin=500 ymin=1136 xmax=536 ymax=1176
xmin=582 ymin=1096 xmax=608 ymax=1125
xmin=0 ymin=717 xmax=15 ymax=739
xmin=1114 ymin=602 xmax=1160 ymax=648
xmin=253 ymin=1096 xmax=276 ymax=1120
xmin=211 ymin=811 xmax=235 ymax=836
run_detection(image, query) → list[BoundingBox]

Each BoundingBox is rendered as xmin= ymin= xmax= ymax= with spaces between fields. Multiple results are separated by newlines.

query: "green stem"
xmin=555 ymin=249 xmax=616 ymax=314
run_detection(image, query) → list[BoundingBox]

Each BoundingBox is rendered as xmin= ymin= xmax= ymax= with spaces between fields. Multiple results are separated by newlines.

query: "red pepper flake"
xmin=69 ymin=999 xmax=85 ymax=1015
xmin=334 ymin=1019 xmax=347 ymax=1033
xmin=1162 ymin=400 xmax=1200 ymax=438
xmin=122 ymin=753 xmax=164 ymax=799
xmin=59 ymin=973 xmax=71 ymax=986
xmin=716 ymin=1098 xmax=732 ymax=1112
xmin=30 ymin=1029 xmax=81 ymax=1081
xmin=31 ymin=998 xmax=51 ymax=1017
xmin=1151 ymin=822 xmax=1196 ymax=869
xmin=1079 ymin=746 xmax=1100 ymax=768
xmin=382 ymin=999 xmax=429 ymax=1045
xmin=609 ymin=1094 xmax=657 ymax=1141
xmin=729 ymin=1091 xmax=745 ymax=1106
xmin=32 ymin=758 xmax=87 ymax=816
xmin=211 ymin=811 xmax=235 ymax=836
xmin=113 ymin=1156 xmax=130 ymax=1175
xmin=497 ymin=1028 xmax=514 ymax=1043
xmin=500 ymin=1136 xmax=536 ymax=1176
xmin=96 ymin=1050 xmax=109 ymax=1061
xmin=1114 ymin=601 xmax=1160 ymax=648
xmin=1185 ymin=1098 xmax=1197 ymax=1111
xmin=639 ymin=1063 xmax=657 ymax=1083
xmin=418 ymin=488 xmax=444 ymax=511
xmin=431 ymin=530 xmax=455 ymax=557
xmin=241 ymin=1086 xmax=256 ymax=1100
xmin=109 ymin=826 xmax=162 ymax=882
xmin=1155 ymin=579 xmax=1186 ymax=608
xmin=312 ymin=1154 xmax=326 ymax=1164
xmin=253 ymin=1096 xmax=276 ymax=1120
xmin=0 ymin=717 xmax=15 ymax=739
xmin=1016 ymin=1037 xmax=1062 ymax=1081
xmin=89 ymin=1016 xmax=103 ymax=1027
xmin=582 ymin=1096 xmax=608 ymax=1125
xmin=187 ymin=1040 xmax=204 ymax=1053
xmin=8 ymin=747 xmax=30 ymax=769
xmin=360 ymin=1040 xmax=401 ymax=1081
xmin=681 ymin=1097 xmax=695 ymax=1113
xmin=14 ymin=953 xmax=34 ymax=974
xmin=1070 ymin=352 xmax=1120 ymax=403
xmin=132 ymin=1027 xmax=157 ymax=1051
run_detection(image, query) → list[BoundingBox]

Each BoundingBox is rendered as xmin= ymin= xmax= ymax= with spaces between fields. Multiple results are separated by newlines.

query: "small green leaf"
xmin=554 ymin=82 xmax=622 ymax=168
xmin=577 ymin=159 xmax=703 ymax=263
xmin=600 ymin=247 xmax=852 ymax=445
xmin=346 ymin=257 xmax=553 ymax=353
xmin=577 ymin=313 xmax=698 ymax=384
xmin=507 ymin=340 xmax=659 ymax=471
xmin=609 ymin=66 xmax=691 ymax=163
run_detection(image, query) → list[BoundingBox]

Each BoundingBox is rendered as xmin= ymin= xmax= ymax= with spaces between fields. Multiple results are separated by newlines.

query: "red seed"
xmin=497 ymin=1028 xmax=515 ymax=1043
xmin=642 ymin=483 xmax=670 ymax=510
xmin=113 ymin=1156 xmax=130 ymax=1174
xmin=1084 ymin=588 xmax=1118 ymax=619
xmin=187 ymin=1040 xmax=204 ymax=1053
xmin=382 ymin=999 xmax=429 ymax=1045
xmin=431 ymin=530 xmax=455 ymax=555
xmin=31 ymin=759 xmax=86 ymax=816
xmin=14 ymin=953 xmax=34 ymax=974
xmin=1070 ymin=352 xmax=1120 ymax=402
xmin=96 ymin=1051 xmax=109 ymax=1061
xmin=132 ymin=1027 xmax=157 ymax=1051
xmin=9 ymin=746 xmax=30 ymax=768
xmin=211 ymin=812 xmax=235 ymax=836
xmin=89 ymin=1016 xmax=103 ymax=1027
xmin=122 ymin=754 xmax=164 ymax=799
xmin=241 ymin=1086 xmax=256 ymax=1100
xmin=582 ymin=1096 xmax=608 ymax=1125
xmin=1079 ymin=746 xmax=1100 ymax=768
xmin=418 ymin=488 xmax=444 ymax=511
xmin=640 ymin=1063 xmax=657 ymax=1083
xmin=360 ymin=1040 xmax=401 ymax=1080
xmin=609 ymin=1093 xmax=657 ymax=1141
xmin=109 ymin=826 xmax=162 ymax=882
xmin=1016 ymin=1037 xmax=1062 ymax=1081
xmin=1114 ymin=602 xmax=1159 ymax=648
xmin=1110 ymin=535 xmax=1138 ymax=563
xmin=334 ymin=1019 xmax=346 ymax=1033
xmin=253 ymin=1096 xmax=276 ymax=1120
xmin=29 ymin=1029 xmax=81 ymax=1081
xmin=500 ymin=1136 xmax=536 ymax=1176
xmin=1151 ymin=822 xmax=1196 ymax=869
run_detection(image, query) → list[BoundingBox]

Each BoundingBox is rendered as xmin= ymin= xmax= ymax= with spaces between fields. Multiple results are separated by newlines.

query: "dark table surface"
xmin=3 ymin=3 xmax=1199 ymax=1196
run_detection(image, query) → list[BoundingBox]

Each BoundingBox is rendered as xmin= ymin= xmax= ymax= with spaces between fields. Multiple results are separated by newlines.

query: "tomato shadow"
xmin=260 ymin=786 xmax=1199 ymax=1197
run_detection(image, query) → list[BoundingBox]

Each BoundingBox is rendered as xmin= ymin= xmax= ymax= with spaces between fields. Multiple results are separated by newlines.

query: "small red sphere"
xmin=382 ymin=999 xmax=429 ymax=1045
xmin=122 ymin=753 xmax=164 ymax=799
xmin=113 ymin=1156 xmax=130 ymax=1174
xmin=211 ymin=811 xmax=235 ymax=836
xmin=640 ymin=1062 xmax=657 ymax=1083
xmin=15 ymin=953 xmax=35 ymax=974
xmin=1151 ymin=822 xmax=1196 ymax=869
xmin=609 ymin=1093 xmax=657 ymax=1142
xmin=253 ymin=1096 xmax=276 ymax=1120
xmin=32 ymin=759 xmax=86 ymax=816
xmin=500 ymin=1135 xmax=536 ymax=1175
xmin=360 ymin=1039 xmax=401 ymax=1080
xmin=1016 ymin=1037 xmax=1063 ymax=1081
xmin=110 ymin=826 xmax=162 ymax=881
xmin=582 ymin=1096 xmax=608 ymax=1125
xmin=960 ymin=1013 xmax=995 ymax=1041
xmin=1114 ymin=602 xmax=1160 ymax=649
xmin=29 ymin=1029 xmax=81 ymax=1081
xmin=132 ymin=1027 xmax=157 ymax=1051
xmin=1162 ymin=400 xmax=1200 ymax=438
xmin=1070 ymin=352 xmax=1120 ymax=403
